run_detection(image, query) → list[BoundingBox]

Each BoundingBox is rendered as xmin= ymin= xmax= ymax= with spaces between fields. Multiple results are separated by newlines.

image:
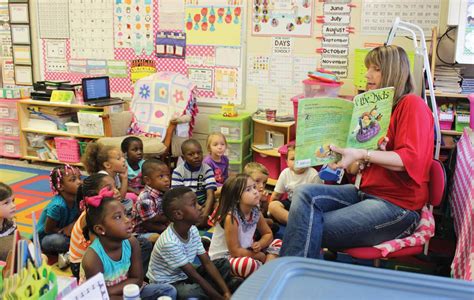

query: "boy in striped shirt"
xmin=171 ymin=139 xmax=217 ymax=227
xmin=147 ymin=187 xmax=236 ymax=299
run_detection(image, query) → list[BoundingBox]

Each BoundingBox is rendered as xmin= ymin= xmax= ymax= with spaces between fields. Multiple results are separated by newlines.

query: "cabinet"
xmin=208 ymin=113 xmax=252 ymax=173
xmin=428 ymin=92 xmax=470 ymax=161
xmin=251 ymin=117 xmax=295 ymax=185
xmin=17 ymin=99 xmax=123 ymax=166
xmin=0 ymin=98 xmax=21 ymax=158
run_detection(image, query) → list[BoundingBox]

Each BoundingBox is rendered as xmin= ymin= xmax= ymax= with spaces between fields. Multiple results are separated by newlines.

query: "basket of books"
xmin=54 ymin=137 xmax=80 ymax=163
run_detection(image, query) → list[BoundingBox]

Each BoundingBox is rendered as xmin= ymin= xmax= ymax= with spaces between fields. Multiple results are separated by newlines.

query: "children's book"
xmin=295 ymin=87 xmax=395 ymax=168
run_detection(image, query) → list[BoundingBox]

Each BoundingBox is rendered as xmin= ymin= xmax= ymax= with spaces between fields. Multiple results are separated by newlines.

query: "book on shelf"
xmin=295 ymin=87 xmax=394 ymax=168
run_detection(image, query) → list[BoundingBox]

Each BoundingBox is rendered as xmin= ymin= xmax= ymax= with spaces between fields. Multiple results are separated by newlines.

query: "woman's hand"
xmin=329 ymin=145 xmax=365 ymax=170
xmin=378 ymin=136 xmax=389 ymax=151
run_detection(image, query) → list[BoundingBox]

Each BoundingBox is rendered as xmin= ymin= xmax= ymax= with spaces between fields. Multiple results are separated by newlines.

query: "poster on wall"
xmin=252 ymin=0 xmax=313 ymax=37
xmin=69 ymin=0 xmax=114 ymax=59
xmin=454 ymin=0 xmax=474 ymax=64
xmin=184 ymin=6 xmax=242 ymax=46
xmin=114 ymin=0 xmax=154 ymax=55
xmin=155 ymin=31 xmax=186 ymax=59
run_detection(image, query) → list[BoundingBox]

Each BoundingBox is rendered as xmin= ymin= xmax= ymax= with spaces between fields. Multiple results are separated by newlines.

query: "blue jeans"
xmin=280 ymin=184 xmax=420 ymax=258
xmin=40 ymin=233 xmax=70 ymax=255
xmin=141 ymin=283 xmax=177 ymax=300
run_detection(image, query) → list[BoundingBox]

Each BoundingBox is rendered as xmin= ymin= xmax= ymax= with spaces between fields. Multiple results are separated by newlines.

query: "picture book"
xmin=295 ymin=87 xmax=395 ymax=168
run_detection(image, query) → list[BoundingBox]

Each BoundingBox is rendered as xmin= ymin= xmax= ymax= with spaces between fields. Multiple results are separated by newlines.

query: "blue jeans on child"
xmin=281 ymin=184 xmax=420 ymax=258
xmin=141 ymin=282 xmax=177 ymax=300
xmin=41 ymin=233 xmax=70 ymax=254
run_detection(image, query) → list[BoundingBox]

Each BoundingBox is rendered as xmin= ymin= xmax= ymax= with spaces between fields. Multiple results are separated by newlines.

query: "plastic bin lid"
xmin=303 ymin=79 xmax=343 ymax=87
xmin=233 ymin=257 xmax=474 ymax=300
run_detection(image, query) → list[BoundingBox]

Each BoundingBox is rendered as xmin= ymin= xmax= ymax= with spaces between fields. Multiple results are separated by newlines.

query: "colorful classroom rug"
xmin=0 ymin=164 xmax=53 ymax=235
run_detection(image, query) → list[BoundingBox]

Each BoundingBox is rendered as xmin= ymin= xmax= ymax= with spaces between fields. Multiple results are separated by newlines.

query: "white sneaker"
xmin=58 ymin=252 xmax=70 ymax=269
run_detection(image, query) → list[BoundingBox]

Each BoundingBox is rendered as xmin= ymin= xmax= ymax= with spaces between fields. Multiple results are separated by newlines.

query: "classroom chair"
xmin=340 ymin=159 xmax=446 ymax=267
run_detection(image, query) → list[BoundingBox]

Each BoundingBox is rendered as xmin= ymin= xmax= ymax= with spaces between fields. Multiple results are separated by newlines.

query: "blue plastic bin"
xmin=233 ymin=257 xmax=474 ymax=299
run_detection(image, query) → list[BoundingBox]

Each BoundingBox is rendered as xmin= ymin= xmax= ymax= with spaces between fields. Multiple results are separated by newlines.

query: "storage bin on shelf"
xmin=0 ymin=137 xmax=20 ymax=158
xmin=209 ymin=114 xmax=251 ymax=141
xmin=291 ymin=79 xmax=343 ymax=123
xmin=79 ymin=141 xmax=89 ymax=156
xmin=227 ymin=135 xmax=251 ymax=163
xmin=0 ymin=99 xmax=18 ymax=120
xmin=0 ymin=119 xmax=19 ymax=137
xmin=229 ymin=154 xmax=252 ymax=173
xmin=303 ymin=79 xmax=342 ymax=98
xmin=54 ymin=137 xmax=81 ymax=163
xmin=455 ymin=102 xmax=470 ymax=132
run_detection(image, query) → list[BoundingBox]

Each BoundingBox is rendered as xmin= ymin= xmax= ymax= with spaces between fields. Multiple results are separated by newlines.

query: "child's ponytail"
xmin=75 ymin=173 xmax=109 ymax=211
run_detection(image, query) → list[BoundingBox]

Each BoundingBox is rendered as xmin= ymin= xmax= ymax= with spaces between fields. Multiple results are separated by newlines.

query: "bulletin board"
xmin=243 ymin=0 xmax=446 ymax=117
xmin=36 ymin=0 xmax=246 ymax=106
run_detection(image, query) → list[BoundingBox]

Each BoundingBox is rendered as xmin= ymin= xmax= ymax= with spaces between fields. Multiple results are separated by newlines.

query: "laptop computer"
xmin=81 ymin=76 xmax=124 ymax=107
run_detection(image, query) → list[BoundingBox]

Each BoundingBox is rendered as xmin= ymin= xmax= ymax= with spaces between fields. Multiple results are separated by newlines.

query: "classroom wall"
xmin=194 ymin=0 xmax=451 ymax=137
xmin=28 ymin=0 xmax=451 ymax=138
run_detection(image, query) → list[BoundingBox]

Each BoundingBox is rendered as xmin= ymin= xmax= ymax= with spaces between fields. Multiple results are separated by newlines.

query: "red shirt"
xmin=361 ymin=94 xmax=434 ymax=211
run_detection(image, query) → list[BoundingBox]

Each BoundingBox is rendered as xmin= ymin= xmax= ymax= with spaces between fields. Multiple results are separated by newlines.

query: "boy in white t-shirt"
xmin=268 ymin=144 xmax=323 ymax=225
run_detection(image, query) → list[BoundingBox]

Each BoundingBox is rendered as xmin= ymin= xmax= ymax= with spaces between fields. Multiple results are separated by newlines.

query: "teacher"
xmin=281 ymin=45 xmax=434 ymax=258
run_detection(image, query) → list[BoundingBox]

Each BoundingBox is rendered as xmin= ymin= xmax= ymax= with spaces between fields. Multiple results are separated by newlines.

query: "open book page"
xmin=294 ymin=87 xmax=394 ymax=168
xmin=346 ymin=87 xmax=394 ymax=149
xmin=295 ymin=98 xmax=353 ymax=168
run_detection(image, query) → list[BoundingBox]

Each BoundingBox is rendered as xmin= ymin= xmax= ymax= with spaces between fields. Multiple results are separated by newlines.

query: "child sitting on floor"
xmin=171 ymin=139 xmax=217 ymax=227
xmin=0 ymin=182 xmax=16 ymax=238
xmin=121 ymin=136 xmax=145 ymax=194
xmin=147 ymin=187 xmax=237 ymax=300
xmin=81 ymin=193 xmax=176 ymax=300
xmin=209 ymin=174 xmax=281 ymax=278
xmin=134 ymin=159 xmax=170 ymax=242
xmin=69 ymin=173 xmax=121 ymax=278
xmin=268 ymin=144 xmax=322 ymax=225
xmin=203 ymin=132 xmax=229 ymax=195
xmin=37 ymin=165 xmax=82 ymax=255
xmin=243 ymin=162 xmax=278 ymax=234
xmin=82 ymin=142 xmax=135 ymax=219
xmin=0 ymin=182 xmax=16 ymax=261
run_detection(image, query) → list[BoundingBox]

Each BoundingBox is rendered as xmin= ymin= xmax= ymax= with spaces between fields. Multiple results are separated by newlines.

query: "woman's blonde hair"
xmin=206 ymin=132 xmax=228 ymax=153
xmin=365 ymin=45 xmax=415 ymax=107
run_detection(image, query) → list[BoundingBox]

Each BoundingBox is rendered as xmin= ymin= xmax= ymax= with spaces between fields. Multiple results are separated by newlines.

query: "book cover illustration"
xmin=295 ymin=87 xmax=394 ymax=168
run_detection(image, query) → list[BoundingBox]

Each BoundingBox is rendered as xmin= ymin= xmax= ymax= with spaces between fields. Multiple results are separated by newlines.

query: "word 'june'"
xmin=355 ymin=90 xmax=391 ymax=106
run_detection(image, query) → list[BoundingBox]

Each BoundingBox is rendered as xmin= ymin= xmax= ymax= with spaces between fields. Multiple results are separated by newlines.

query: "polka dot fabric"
xmin=42 ymin=1 xmax=217 ymax=98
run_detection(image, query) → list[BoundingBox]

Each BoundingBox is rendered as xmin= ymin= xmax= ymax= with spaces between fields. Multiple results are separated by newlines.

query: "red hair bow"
xmin=84 ymin=187 xmax=114 ymax=208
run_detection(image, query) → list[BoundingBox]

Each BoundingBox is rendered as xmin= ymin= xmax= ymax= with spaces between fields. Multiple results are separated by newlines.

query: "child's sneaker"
xmin=58 ymin=252 xmax=70 ymax=269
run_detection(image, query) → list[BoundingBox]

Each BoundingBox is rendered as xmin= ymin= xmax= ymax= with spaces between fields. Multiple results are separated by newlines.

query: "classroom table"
xmin=233 ymin=257 xmax=474 ymax=299
xmin=450 ymin=128 xmax=474 ymax=281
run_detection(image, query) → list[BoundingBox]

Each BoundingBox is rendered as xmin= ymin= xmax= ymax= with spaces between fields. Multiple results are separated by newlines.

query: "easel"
xmin=386 ymin=17 xmax=441 ymax=160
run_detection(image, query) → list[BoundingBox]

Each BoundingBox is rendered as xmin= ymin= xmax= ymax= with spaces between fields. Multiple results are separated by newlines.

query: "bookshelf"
xmin=17 ymin=99 xmax=124 ymax=166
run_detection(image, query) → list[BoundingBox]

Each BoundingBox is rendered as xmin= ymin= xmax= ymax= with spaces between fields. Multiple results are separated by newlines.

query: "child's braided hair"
xmin=49 ymin=164 xmax=80 ymax=195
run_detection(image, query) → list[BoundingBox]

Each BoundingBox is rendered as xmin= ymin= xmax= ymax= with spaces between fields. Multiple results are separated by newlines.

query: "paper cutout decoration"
xmin=252 ymin=0 xmax=313 ymax=37
xmin=215 ymin=68 xmax=237 ymax=100
xmin=130 ymin=59 xmax=156 ymax=84
xmin=114 ymin=0 xmax=154 ymax=55
xmin=155 ymin=31 xmax=186 ymax=59
xmin=185 ymin=6 xmax=243 ymax=46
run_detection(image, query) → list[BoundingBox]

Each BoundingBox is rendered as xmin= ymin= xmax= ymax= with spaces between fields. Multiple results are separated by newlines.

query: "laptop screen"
xmin=82 ymin=76 xmax=110 ymax=101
